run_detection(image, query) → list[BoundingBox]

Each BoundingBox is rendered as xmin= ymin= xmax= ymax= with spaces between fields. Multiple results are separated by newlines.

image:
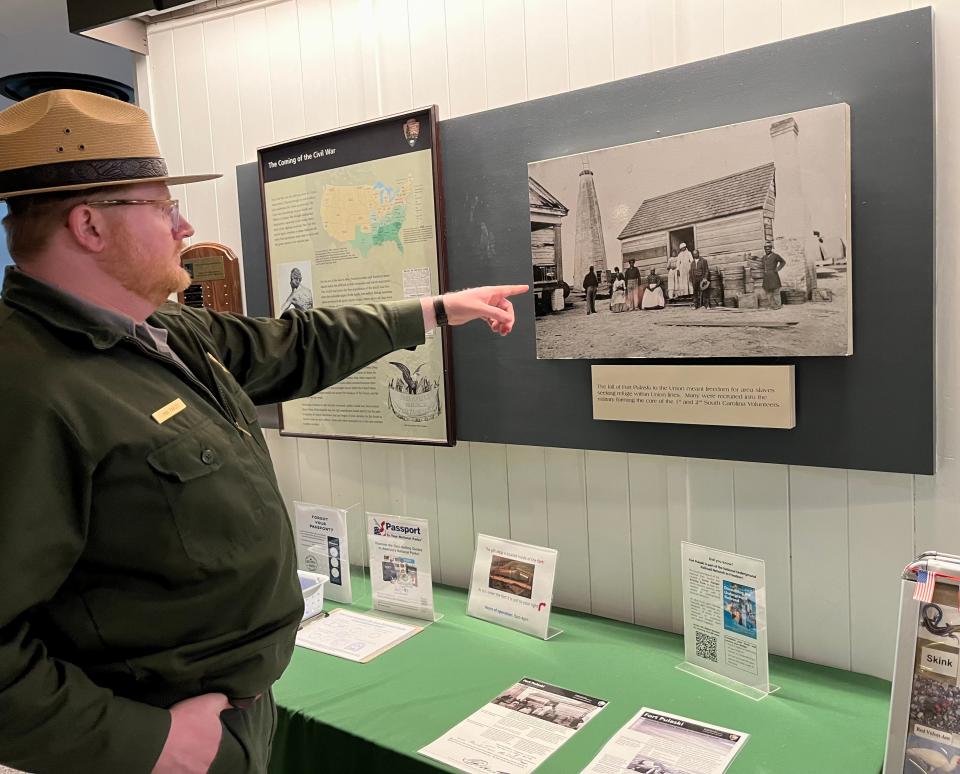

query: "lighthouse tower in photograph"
xmin=573 ymin=166 xmax=608 ymax=283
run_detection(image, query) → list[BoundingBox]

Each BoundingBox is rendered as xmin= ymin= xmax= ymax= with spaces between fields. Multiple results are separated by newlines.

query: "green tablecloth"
xmin=270 ymin=584 xmax=891 ymax=773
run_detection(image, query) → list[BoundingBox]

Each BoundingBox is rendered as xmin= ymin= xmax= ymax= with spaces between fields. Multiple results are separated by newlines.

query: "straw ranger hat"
xmin=0 ymin=89 xmax=220 ymax=199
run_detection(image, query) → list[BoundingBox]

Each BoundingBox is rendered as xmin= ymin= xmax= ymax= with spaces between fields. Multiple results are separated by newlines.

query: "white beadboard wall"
xmin=137 ymin=0 xmax=958 ymax=680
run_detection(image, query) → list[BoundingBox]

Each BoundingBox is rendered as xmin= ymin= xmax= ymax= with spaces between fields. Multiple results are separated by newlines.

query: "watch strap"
xmin=433 ymin=296 xmax=449 ymax=327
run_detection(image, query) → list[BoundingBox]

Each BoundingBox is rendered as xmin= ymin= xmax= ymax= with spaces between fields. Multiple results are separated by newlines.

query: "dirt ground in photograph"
xmin=535 ymin=276 xmax=849 ymax=359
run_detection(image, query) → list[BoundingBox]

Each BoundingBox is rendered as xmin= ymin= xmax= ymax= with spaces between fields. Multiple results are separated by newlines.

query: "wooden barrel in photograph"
xmin=722 ymin=266 xmax=745 ymax=284
xmin=781 ymin=288 xmax=808 ymax=305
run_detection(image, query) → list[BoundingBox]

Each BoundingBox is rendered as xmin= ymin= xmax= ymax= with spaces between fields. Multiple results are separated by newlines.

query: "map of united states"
xmin=320 ymin=177 xmax=412 ymax=257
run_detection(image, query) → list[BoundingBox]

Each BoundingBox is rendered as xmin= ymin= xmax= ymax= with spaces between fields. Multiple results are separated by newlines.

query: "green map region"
xmin=352 ymin=202 xmax=405 ymax=256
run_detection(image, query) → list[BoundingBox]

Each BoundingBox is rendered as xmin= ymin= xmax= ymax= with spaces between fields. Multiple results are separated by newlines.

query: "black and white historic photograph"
xmin=528 ymin=104 xmax=852 ymax=359
xmin=275 ymin=259 xmax=314 ymax=314
xmin=490 ymin=681 xmax=601 ymax=730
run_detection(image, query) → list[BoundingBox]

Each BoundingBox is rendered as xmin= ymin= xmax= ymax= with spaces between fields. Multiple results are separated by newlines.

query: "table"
xmin=269 ymin=584 xmax=891 ymax=773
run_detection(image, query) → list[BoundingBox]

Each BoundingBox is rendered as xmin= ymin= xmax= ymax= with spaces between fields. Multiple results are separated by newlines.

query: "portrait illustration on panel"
xmin=275 ymin=259 xmax=314 ymax=315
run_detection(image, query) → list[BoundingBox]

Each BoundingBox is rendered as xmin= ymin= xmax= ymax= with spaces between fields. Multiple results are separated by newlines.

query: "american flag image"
xmin=914 ymin=570 xmax=936 ymax=603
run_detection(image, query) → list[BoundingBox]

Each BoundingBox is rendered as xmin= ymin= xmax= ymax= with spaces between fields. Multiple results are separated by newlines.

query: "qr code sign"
xmin=695 ymin=631 xmax=718 ymax=662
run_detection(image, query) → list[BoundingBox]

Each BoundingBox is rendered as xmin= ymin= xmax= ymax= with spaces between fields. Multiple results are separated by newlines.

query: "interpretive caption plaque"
xmin=592 ymin=365 xmax=795 ymax=429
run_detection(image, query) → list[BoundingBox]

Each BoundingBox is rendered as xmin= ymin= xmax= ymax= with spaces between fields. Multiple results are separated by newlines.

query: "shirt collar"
xmin=1 ymin=266 xmax=180 ymax=349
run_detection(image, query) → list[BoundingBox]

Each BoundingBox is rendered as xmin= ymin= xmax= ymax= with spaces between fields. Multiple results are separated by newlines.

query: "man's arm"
xmin=191 ymin=298 xmax=426 ymax=405
xmin=0 ymin=399 xmax=172 ymax=774
xmin=195 ymin=285 xmax=527 ymax=404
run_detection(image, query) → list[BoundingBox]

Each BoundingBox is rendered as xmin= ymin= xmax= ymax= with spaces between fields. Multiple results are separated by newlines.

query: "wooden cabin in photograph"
xmin=616 ymin=162 xmax=776 ymax=275
xmin=529 ymin=176 xmax=569 ymax=314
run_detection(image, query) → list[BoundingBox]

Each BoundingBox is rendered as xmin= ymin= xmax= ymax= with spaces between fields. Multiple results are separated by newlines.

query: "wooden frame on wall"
xmin=256 ymin=106 xmax=455 ymax=446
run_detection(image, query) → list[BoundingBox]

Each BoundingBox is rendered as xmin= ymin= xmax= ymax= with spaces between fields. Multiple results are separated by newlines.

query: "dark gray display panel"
xmin=239 ymin=9 xmax=934 ymax=474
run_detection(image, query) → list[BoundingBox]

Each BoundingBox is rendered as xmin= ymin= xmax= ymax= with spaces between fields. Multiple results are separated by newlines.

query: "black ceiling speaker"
xmin=0 ymin=72 xmax=135 ymax=103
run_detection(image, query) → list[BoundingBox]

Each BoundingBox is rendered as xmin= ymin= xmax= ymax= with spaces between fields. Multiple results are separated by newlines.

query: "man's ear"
xmin=65 ymin=204 xmax=108 ymax=253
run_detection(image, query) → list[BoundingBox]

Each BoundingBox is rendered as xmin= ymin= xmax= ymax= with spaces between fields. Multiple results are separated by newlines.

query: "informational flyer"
xmin=293 ymin=501 xmax=353 ymax=604
xmin=257 ymin=108 xmax=452 ymax=444
xmin=295 ymin=608 xmax=421 ymax=663
xmin=419 ymin=677 xmax=607 ymax=773
xmin=680 ymin=542 xmax=770 ymax=693
xmin=902 ymin=586 xmax=960 ymax=773
xmin=367 ymin=512 xmax=436 ymax=621
xmin=582 ymin=708 xmax=749 ymax=774
xmin=466 ymin=534 xmax=558 ymax=639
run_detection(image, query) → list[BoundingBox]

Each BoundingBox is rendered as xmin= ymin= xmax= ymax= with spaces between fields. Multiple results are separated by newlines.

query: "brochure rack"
xmin=884 ymin=552 xmax=960 ymax=773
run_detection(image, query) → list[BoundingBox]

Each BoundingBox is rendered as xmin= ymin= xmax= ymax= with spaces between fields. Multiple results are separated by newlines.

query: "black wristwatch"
xmin=433 ymin=296 xmax=449 ymax=327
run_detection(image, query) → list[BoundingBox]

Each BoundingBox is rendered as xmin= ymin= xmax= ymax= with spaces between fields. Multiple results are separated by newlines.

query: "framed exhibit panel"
xmin=256 ymin=107 xmax=454 ymax=446
xmin=239 ymin=10 xmax=934 ymax=474
xmin=440 ymin=9 xmax=934 ymax=474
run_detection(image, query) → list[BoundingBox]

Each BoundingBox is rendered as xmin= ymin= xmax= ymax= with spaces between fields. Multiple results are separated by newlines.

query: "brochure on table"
xmin=419 ymin=677 xmax=608 ymax=773
xmin=296 ymin=607 xmax=422 ymax=662
xmin=367 ymin=512 xmax=438 ymax=622
xmin=679 ymin=542 xmax=776 ymax=701
xmin=293 ymin=501 xmax=361 ymax=605
xmin=466 ymin=534 xmax=560 ymax=640
xmin=582 ymin=707 xmax=749 ymax=774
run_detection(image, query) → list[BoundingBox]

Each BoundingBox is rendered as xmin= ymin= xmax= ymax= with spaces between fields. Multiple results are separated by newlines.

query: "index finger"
xmin=491 ymin=284 xmax=529 ymax=298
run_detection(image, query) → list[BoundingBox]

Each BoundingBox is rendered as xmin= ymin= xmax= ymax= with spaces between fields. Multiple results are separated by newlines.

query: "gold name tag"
xmin=152 ymin=398 xmax=187 ymax=424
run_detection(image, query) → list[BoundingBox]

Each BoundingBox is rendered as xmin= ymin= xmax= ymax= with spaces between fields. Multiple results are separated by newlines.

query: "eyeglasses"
xmin=85 ymin=199 xmax=181 ymax=231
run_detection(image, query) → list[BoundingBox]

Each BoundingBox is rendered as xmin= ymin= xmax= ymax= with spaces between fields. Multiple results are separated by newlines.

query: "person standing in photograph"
xmin=676 ymin=242 xmax=694 ymax=296
xmin=666 ymin=250 xmax=679 ymax=299
xmin=759 ymin=242 xmax=787 ymax=310
xmin=624 ymin=258 xmax=641 ymax=310
xmin=609 ymin=270 xmax=628 ymax=312
xmin=583 ymin=265 xmax=598 ymax=314
xmin=690 ymin=249 xmax=710 ymax=309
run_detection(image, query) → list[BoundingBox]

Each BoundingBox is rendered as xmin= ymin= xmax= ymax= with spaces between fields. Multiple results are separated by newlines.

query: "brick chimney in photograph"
xmin=770 ymin=117 xmax=818 ymax=295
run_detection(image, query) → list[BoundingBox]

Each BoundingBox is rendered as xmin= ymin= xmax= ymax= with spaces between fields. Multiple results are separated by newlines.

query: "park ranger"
xmin=0 ymin=89 xmax=525 ymax=774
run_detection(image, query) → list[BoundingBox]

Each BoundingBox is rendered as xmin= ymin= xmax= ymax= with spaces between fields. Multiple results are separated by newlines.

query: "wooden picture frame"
xmin=257 ymin=106 xmax=455 ymax=446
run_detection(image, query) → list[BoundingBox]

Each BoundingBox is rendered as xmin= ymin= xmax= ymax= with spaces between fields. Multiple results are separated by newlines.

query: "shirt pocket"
xmin=147 ymin=421 xmax=263 ymax=568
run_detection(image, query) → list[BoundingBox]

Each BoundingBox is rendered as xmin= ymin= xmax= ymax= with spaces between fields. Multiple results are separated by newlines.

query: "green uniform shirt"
xmin=0 ymin=268 xmax=426 ymax=773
